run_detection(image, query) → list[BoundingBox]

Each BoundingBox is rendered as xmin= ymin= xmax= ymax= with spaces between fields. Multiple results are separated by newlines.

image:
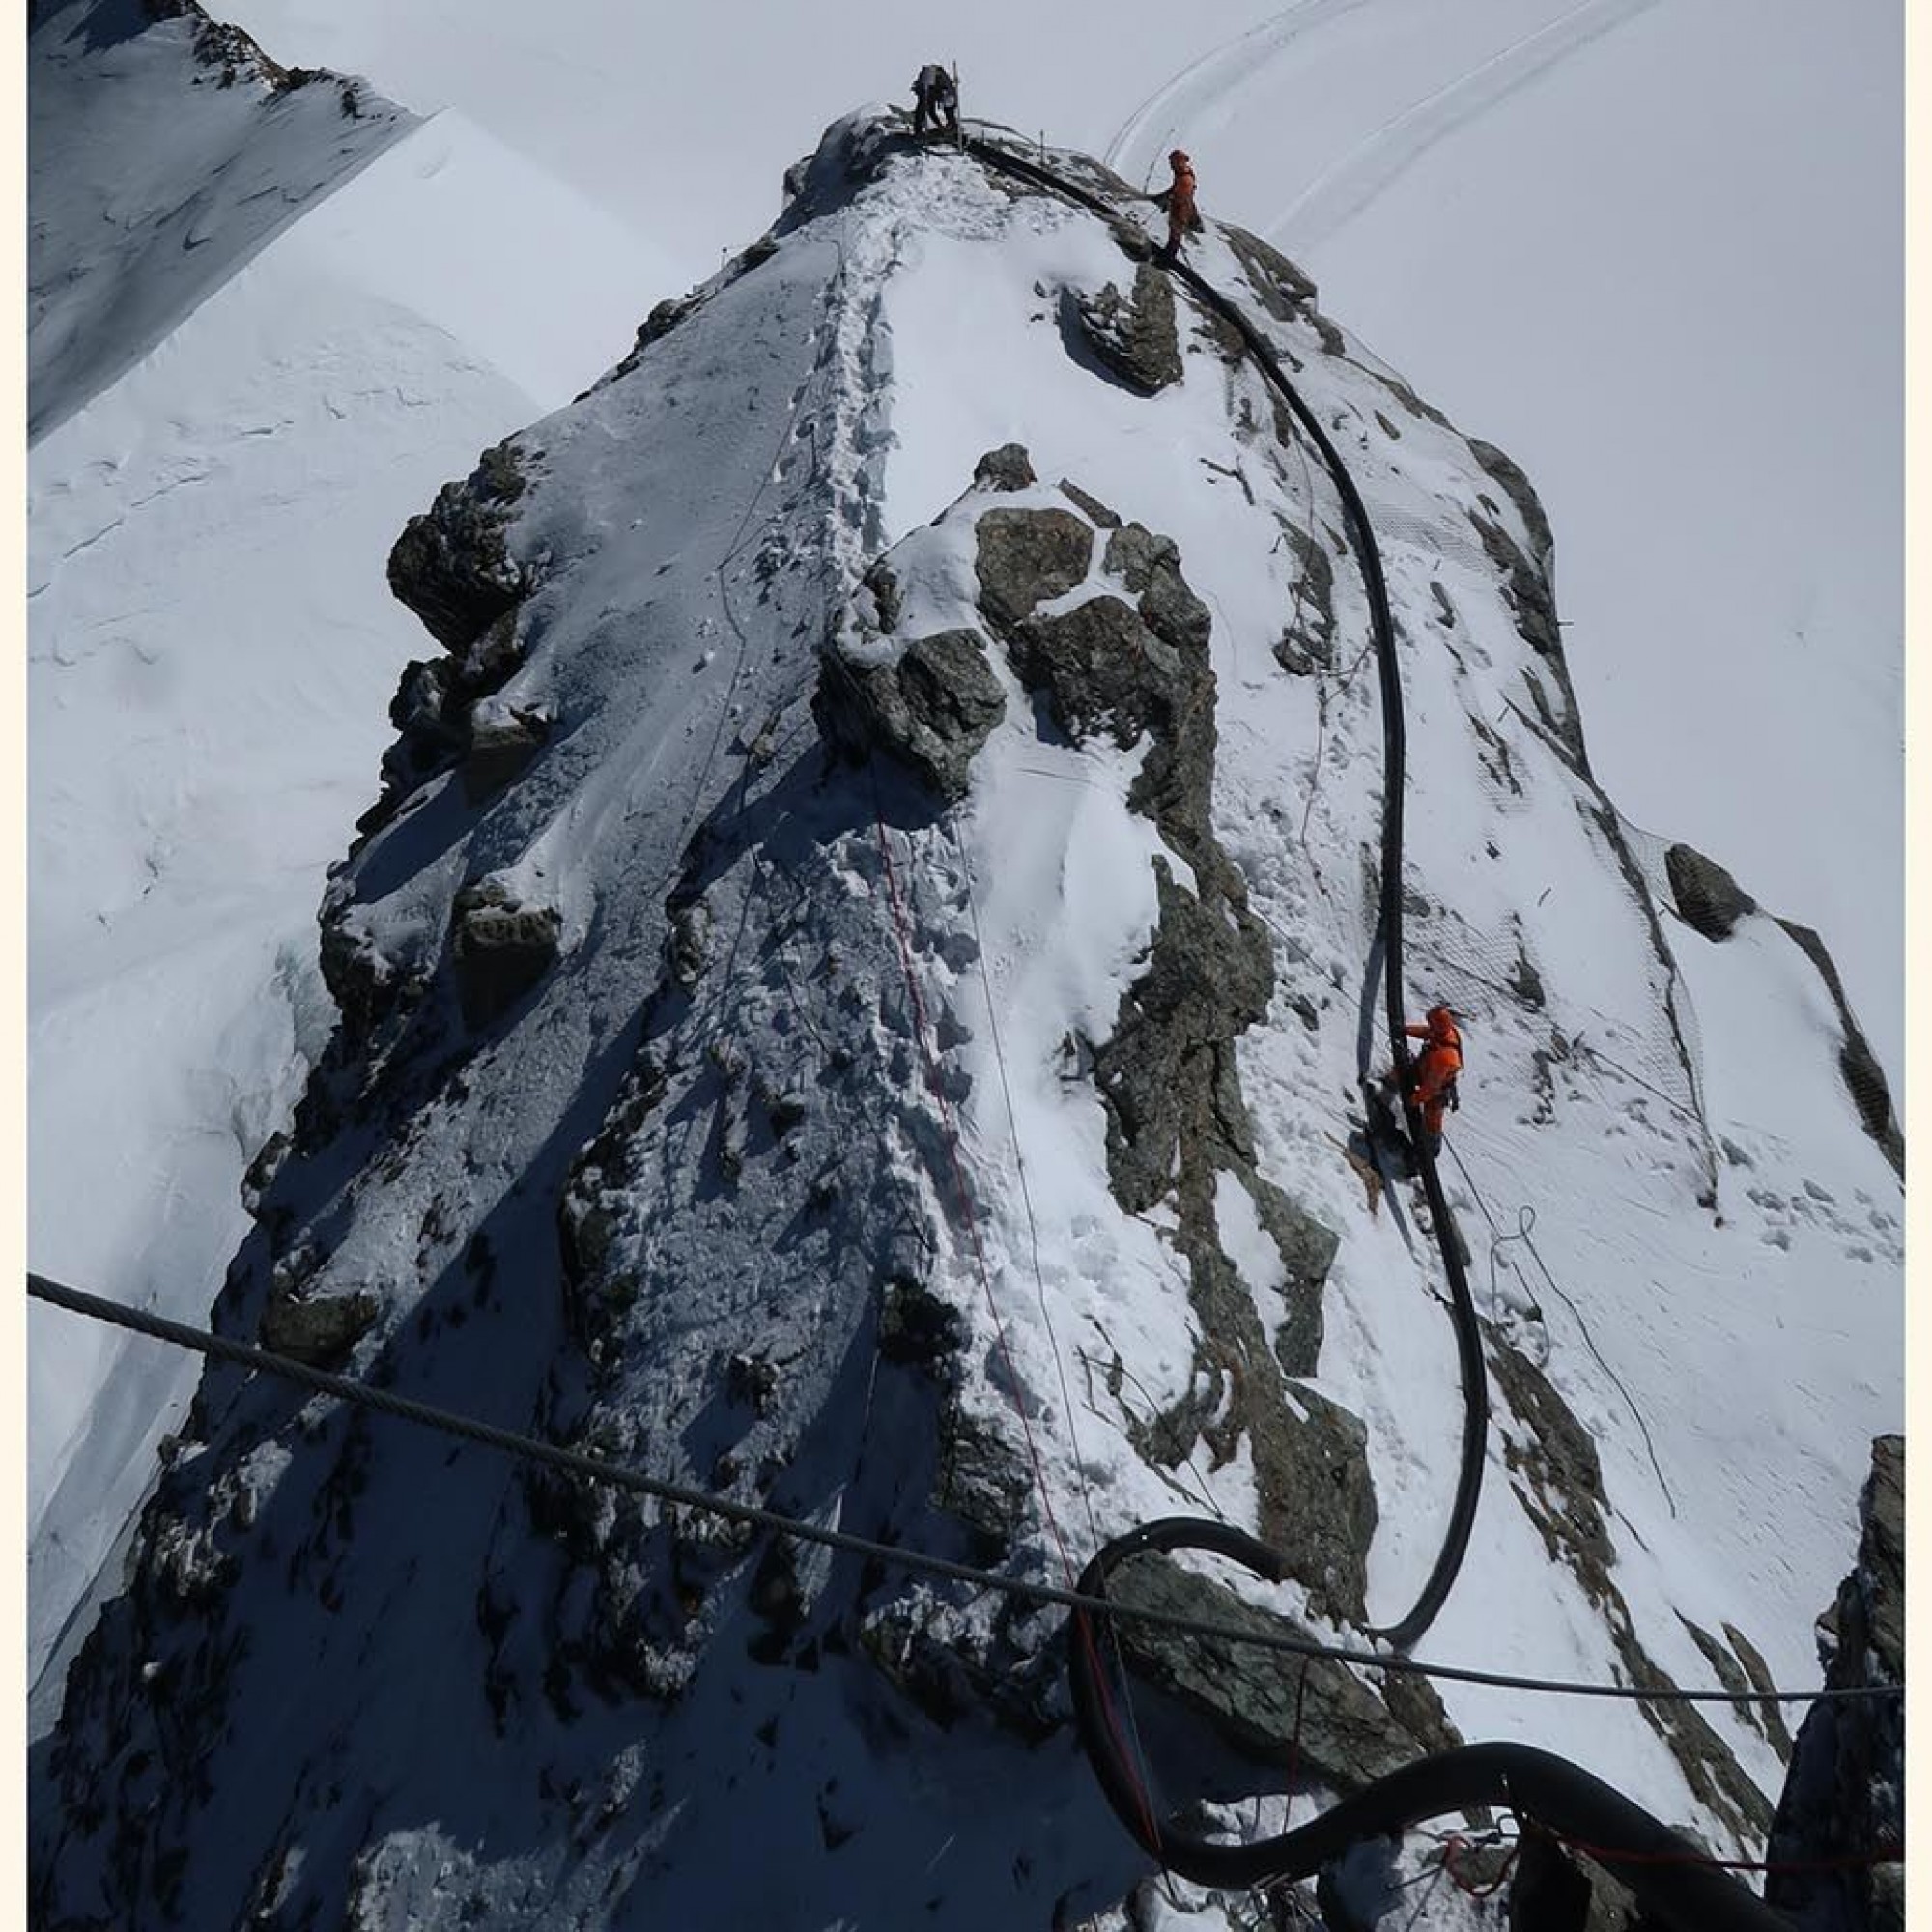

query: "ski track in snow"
xmin=1102 ymin=0 xmax=1374 ymax=184
xmin=1265 ymin=0 xmax=1661 ymax=250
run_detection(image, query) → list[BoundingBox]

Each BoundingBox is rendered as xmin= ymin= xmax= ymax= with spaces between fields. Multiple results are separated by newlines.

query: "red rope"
xmin=872 ymin=806 xmax=1167 ymax=1854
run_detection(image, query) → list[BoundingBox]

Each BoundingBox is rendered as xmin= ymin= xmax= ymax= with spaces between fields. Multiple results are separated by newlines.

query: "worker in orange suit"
xmin=1151 ymin=149 xmax=1201 ymax=260
xmin=1403 ymin=1005 xmax=1463 ymax=1156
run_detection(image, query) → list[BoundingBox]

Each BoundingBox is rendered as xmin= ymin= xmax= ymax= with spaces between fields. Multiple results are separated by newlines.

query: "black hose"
xmin=1066 ymin=1519 xmax=1789 ymax=1929
xmin=961 ymin=131 xmax=1486 ymax=1649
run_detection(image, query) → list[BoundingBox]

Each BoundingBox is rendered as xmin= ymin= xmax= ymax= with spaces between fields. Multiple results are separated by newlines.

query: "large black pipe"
xmin=961 ymin=130 xmax=1486 ymax=1649
xmin=1067 ymin=1519 xmax=1789 ymax=1930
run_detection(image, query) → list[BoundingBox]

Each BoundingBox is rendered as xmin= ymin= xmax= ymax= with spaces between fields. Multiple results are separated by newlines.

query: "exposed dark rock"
xmin=726 ymin=1352 xmax=780 ymax=1416
xmin=990 ymin=487 xmax=1353 ymax=1615
xmin=1722 ymin=1621 xmax=1798 ymax=1762
xmin=668 ymin=897 xmax=713 ymax=990
xmin=240 ymin=1129 xmax=291 ymax=1218
xmin=1009 ymin=595 xmax=1179 ymax=754
xmin=973 ymin=506 xmax=1094 ymax=632
xmin=973 ymin=442 xmax=1037 ymax=492
xmin=1221 ymin=225 xmax=1318 ymax=318
xmin=815 ymin=626 xmax=1006 ymax=804
xmin=452 ymin=882 xmax=562 ymax=1028
xmin=1108 ymin=1552 xmax=1459 ymax=1790
xmin=1273 ymin=521 xmax=1337 ymax=674
xmin=1774 ymin=919 xmax=1903 ymax=1179
xmin=259 ymin=1287 xmax=378 ymax=1366
xmin=460 ymin=704 xmax=552 ymax=804
xmin=1253 ymin=1176 xmax=1341 ymax=1375
xmin=1509 ymin=944 xmax=1547 ymax=1011
xmin=1103 ymin=523 xmax=1213 ymax=654
xmin=1069 ymin=263 xmax=1182 ymax=394
xmin=386 ymin=440 xmax=530 ymax=655
xmin=145 ymin=0 xmax=298 ymax=89
xmin=1469 ymin=437 xmax=1556 ymax=566
xmin=1059 ymin=479 xmax=1122 ymax=528
xmin=1765 ymin=1435 xmax=1904 ymax=1932
xmin=935 ymin=1402 xmax=1034 ymax=1557
xmin=1664 ymin=842 xmax=1756 ymax=940
xmin=1470 ymin=506 xmax=1590 ymax=774
xmin=1681 ymin=1616 xmax=1793 ymax=1763
xmin=858 ymin=1593 xmax=1060 ymax=1744
xmin=878 ymin=1278 xmax=963 ymax=1370
xmin=1271 ymin=1380 xmax=1378 ymax=1621
xmin=317 ymin=895 xmax=404 ymax=1044
xmin=1092 ymin=865 xmax=1273 ymax=1214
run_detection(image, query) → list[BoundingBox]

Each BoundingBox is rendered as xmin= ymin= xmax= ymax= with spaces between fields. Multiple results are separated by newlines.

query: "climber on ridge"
xmin=1402 ymin=1005 xmax=1463 ymax=1158
xmin=912 ymin=63 xmax=959 ymax=139
xmin=1151 ymin=148 xmax=1202 ymax=260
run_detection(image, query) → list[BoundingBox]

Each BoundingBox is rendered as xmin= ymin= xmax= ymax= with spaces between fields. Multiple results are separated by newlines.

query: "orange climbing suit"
xmin=1404 ymin=1009 xmax=1463 ymax=1142
xmin=1158 ymin=151 xmax=1199 ymax=251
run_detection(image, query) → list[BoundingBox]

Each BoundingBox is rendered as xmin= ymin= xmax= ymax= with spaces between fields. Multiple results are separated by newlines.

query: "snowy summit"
xmin=29 ymin=15 xmax=1901 ymax=1931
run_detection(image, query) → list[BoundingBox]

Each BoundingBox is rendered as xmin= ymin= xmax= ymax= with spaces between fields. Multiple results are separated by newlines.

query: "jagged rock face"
xmin=1665 ymin=841 xmax=1756 ymax=939
xmin=1766 ymin=1435 xmax=1904 ymax=1932
xmin=385 ymin=439 xmax=531 ymax=654
xmin=451 ymin=882 xmax=562 ymax=1028
xmin=1220 ymin=226 xmax=1319 ymax=319
xmin=1069 ymin=262 xmax=1182 ymax=394
xmin=1109 ymin=1552 xmax=1460 ymax=1790
xmin=818 ymin=623 xmax=1006 ymax=804
xmin=259 ymin=1285 xmax=379 ymax=1365
xmin=974 ymin=504 xmax=1095 ymax=628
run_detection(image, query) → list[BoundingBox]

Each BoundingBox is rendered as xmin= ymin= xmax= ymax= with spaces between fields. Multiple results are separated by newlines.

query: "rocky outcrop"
xmin=974 ymin=442 xmax=1037 ymax=492
xmin=452 ymin=881 xmax=562 ymax=1028
xmin=1222 ymin=225 xmax=1319 ymax=319
xmin=1665 ymin=841 xmax=1756 ymax=940
xmin=976 ymin=478 xmax=1353 ymax=1614
xmin=1274 ymin=521 xmax=1338 ymax=674
xmin=386 ymin=440 xmax=531 ymax=655
xmin=817 ymin=627 xmax=1006 ymax=805
xmin=142 ymin=0 xmax=315 ymax=92
xmin=974 ymin=505 xmax=1094 ymax=630
xmin=1774 ymin=919 xmax=1904 ymax=1180
xmin=259 ymin=1286 xmax=378 ymax=1366
xmin=1108 ymin=1552 xmax=1461 ymax=1791
xmin=1069 ymin=263 xmax=1182 ymax=394
xmin=346 ymin=442 xmax=545 ymax=846
xmin=1766 ymin=1435 xmax=1904 ymax=1931
xmin=460 ymin=701 xmax=553 ymax=805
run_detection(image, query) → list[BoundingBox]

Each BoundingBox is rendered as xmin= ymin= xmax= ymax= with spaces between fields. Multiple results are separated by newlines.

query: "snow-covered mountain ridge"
xmin=31 ymin=107 xmax=1902 ymax=1930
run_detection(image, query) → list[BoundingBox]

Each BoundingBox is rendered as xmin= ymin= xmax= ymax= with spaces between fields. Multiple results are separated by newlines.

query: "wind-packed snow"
xmin=28 ymin=12 xmax=673 ymax=1683
xmin=27 ymin=99 xmax=1900 ymax=1930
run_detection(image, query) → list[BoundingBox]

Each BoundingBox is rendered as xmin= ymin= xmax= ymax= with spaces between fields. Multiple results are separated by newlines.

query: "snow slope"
xmin=29 ymin=115 xmax=1900 ymax=1929
xmin=28 ymin=6 xmax=675 ymax=1685
xmin=27 ymin=0 xmax=412 ymax=438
